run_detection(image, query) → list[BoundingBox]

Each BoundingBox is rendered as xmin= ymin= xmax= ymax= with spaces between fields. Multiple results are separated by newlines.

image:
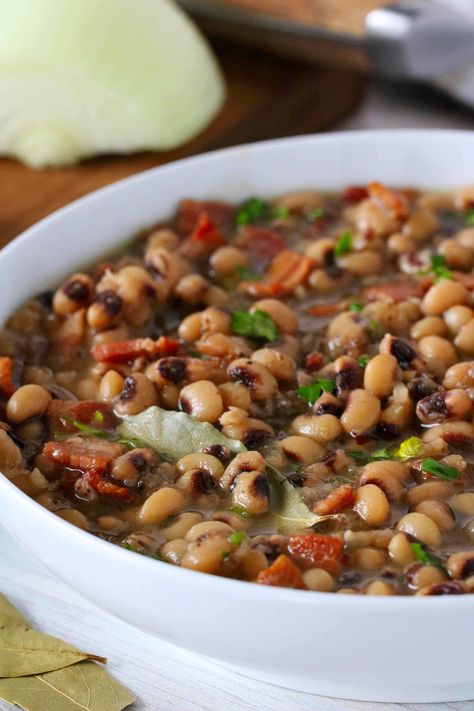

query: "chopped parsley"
xmin=297 ymin=378 xmax=335 ymax=406
xmin=410 ymin=542 xmax=444 ymax=569
xmin=228 ymin=505 xmax=251 ymax=520
xmin=347 ymin=449 xmax=391 ymax=466
xmin=465 ymin=208 xmax=474 ymax=226
xmin=306 ymin=207 xmax=325 ymax=222
xmin=271 ymin=205 xmax=290 ymax=220
xmin=421 ymin=457 xmax=460 ymax=480
xmin=235 ymin=265 xmax=260 ymax=281
xmin=422 ymin=254 xmax=452 ymax=282
xmin=358 ymin=355 xmax=370 ymax=367
xmin=228 ymin=531 xmax=248 ymax=545
xmin=334 ymin=231 xmax=352 ymax=257
xmin=348 ymin=437 xmax=423 ymax=466
xmin=231 ymin=309 xmax=279 ymax=342
xmin=93 ymin=409 xmax=104 ymax=423
xmin=60 ymin=416 xmax=108 ymax=438
xmin=236 ymin=197 xmax=268 ymax=226
xmin=349 ymin=302 xmax=364 ymax=312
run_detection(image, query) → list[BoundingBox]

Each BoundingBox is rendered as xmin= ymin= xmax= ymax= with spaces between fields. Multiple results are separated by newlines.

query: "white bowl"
xmin=1 ymin=130 xmax=474 ymax=703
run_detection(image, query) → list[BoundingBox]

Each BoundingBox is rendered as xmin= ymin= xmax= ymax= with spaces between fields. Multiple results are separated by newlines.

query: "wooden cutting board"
xmin=0 ymin=41 xmax=366 ymax=249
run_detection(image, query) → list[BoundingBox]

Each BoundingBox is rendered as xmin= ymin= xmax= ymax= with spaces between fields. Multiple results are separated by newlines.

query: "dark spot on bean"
xmin=229 ymin=364 xmax=254 ymax=388
xmin=97 ymin=290 xmax=123 ymax=316
xmin=426 ymin=581 xmax=465 ymax=595
xmin=417 ymin=392 xmax=448 ymax=421
xmin=243 ymin=429 xmax=272 ymax=449
xmin=129 ymin=453 xmax=147 ymax=472
xmin=390 ymin=338 xmax=416 ymax=367
xmin=405 ymin=563 xmax=422 ymax=588
xmin=252 ymin=473 xmax=270 ymax=499
xmin=370 ymin=422 xmax=399 ymax=442
xmin=119 ymin=376 xmax=137 ymax=402
xmin=191 ymin=470 xmax=216 ymax=496
xmin=37 ymin=290 xmax=54 ymax=309
xmin=324 ymin=249 xmax=344 ymax=279
xmin=459 ymin=557 xmax=474 ymax=579
xmin=63 ymin=279 xmax=90 ymax=303
xmin=179 ymin=395 xmax=191 ymax=413
xmin=142 ymin=284 xmax=156 ymax=298
xmin=203 ymin=444 xmax=231 ymax=462
xmin=335 ymin=365 xmax=361 ymax=394
xmin=408 ymin=376 xmax=439 ymax=402
xmin=339 ymin=571 xmax=362 ymax=586
xmin=314 ymin=402 xmax=342 ymax=416
xmin=158 ymin=357 xmax=187 ymax=384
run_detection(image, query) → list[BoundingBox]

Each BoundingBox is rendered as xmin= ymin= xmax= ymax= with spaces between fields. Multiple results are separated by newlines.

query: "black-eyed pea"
xmin=454 ymin=186 xmax=474 ymax=210
xmin=327 ymin=312 xmax=365 ymax=346
xmin=138 ymin=487 xmax=186 ymax=526
xmin=220 ymin=450 xmax=266 ymax=490
xmin=421 ymin=280 xmax=468 ymax=316
xmin=74 ymin=377 xmax=99 ymax=401
xmin=35 ymin=493 xmax=56 ymax=511
xmin=444 ymin=305 xmax=473 ymax=335
xmin=211 ymin=510 xmax=249 ymax=532
xmin=455 ymin=318 xmax=474 ymax=354
xmin=405 ymin=480 xmax=454 ymax=507
xmin=30 ymin=467 xmax=49 ymax=492
xmin=305 ymin=237 xmax=334 ymax=264
xmin=443 ymin=362 xmax=474 ymax=390
xmin=380 ymin=383 xmax=414 ymax=430
xmin=53 ymin=273 xmax=93 ymax=315
xmin=308 ymin=268 xmax=350 ymax=293
xmin=339 ymin=250 xmax=383 ymax=276
xmin=388 ymin=532 xmax=417 ymax=566
xmin=218 ymin=382 xmax=251 ymax=411
xmin=6 ymin=384 xmax=52 ymax=424
xmin=341 ymin=389 xmax=381 ymax=436
xmin=363 ymin=354 xmax=397 ymax=398
xmin=87 ymin=294 xmax=124 ymax=332
xmin=210 ymin=246 xmax=247 ymax=276
xmin=406 ymin=563 xmax=446 ymax=590
xmin=161 ymin=539 xmax=189 ymax=565
xmin=280 ymin=435 xmax=323 ymax=465
xmin=364 ymin=580 xmax=395 ymax=595
xmin=145 ymin=246 xmax=189 ymax=291
xmin=291 ymin=413 xmax=342 ymax=443
xmin=56 ymin=508 xmax=89 ymax=530
xmin=402 ymin=208 xmax=438 ymax=242
xmin=250 ymin=299 xmax=299 ymax=334
xmin=416 ymin=389 xmax=472 ymax=424
xmin=456 ymin=227 xmax=474 ymax=250
xmin=446 ymin=551 xmax=474 ymax=579
xmin=112 ymin=448 xmax=158 ymax=484
xmin=422 ymin=420 xmax=474 ymax=444
xmin=177 ymin=453 xmax=224 ymax=480
xmin=276 ymin=190 xmax=323 ymax=213
xmin=396 ymin=512 xmax=442 ymax=546
xmin=232 ymin=471 xmax=269 ymax=515
xmin=438 ymin=238 xmax=474 ymax=270
xmin=251 ymin=348 xmax=296 ymax=382
xmin=414 ymin=500 xmax=455 ymax=532
xmin=185 ymin=520 xmax=233 ymax=541
xmin=200 ymin=307 xmax=231 ymax=336
xmin=176 ymin=469 xmax=219 ymax=508
xmin=227 ymin=358 xmax=278 ymax=401
xmin=418 ymin=335 xmax=457 ymax=368
xmin=179 ymin=380 xmax=223 ymax=423
xmin=178 ymin=312 xmax=202 ymax=341
xmin=147 ymin=227 xmax=180 ymax=251
xmin=115 ymin=373 xmax=158 ymax=416
xmin=181 ymin=534 xmax=233 ymax=573
xmin=100 ymin=266 xmax=157 ymax=325
xmin=359 ymin=461 xmax=405 ymax=501
xmin=302 ymin=568 xmax=335 ymax=592
xmin=240 ymin=549 xmax=268 ymax=580
xmin=416 ymin=581 xmax=467 ymax=595
xmin=344 ymin=528 xmax=393 ymax=549
xmin=160 ymin=512 xmax=203 ymax=541
xmin=449 ymin=492 xmax=474 ymax=516
xmin=387 ymin=233 xmax=415 ymax=254
xmin=91 ymin=324 xmax=129 ymax=347
xmin=174 ymin=274 xmax=210 ymax=302
xmin=162 ymin=385 xmax=180 ymax=409
xmin=219 ymin=408 xmax=274 ymax=446
xmin=333 ymin=356 xmax=362 ymax=398
xmin=352 ymin=547 xmax=387 ymax=570
xmin=354 ymin=484 xmax=390 ymax=526
xmin=99 ymin=370 xmax=124 ymax=402
xmin=410 ymin=316 xmax=447 ymax=340
xmin=96 ymin=515 xmax=129 ymax=534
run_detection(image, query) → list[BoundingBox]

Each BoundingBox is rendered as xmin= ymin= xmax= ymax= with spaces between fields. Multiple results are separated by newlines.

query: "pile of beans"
xmin=2 ymin=182 xmax=474 ymax=595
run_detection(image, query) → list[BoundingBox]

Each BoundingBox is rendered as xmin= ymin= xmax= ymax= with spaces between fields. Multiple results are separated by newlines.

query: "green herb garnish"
xmin=391 ymin=436 xmax=422 ymax=461
xmin=228 ymin=505 xmax=251 ymax=519
xmin=410 ymin=542 xmax=444 ymax=569
xmin=236 ymin=197 xmax=268 ymax=226
xmin=358 ymin=355 xmax=370 ymax=367
xmin=231 ymin=309 xmax=279 ymax=342
xmin=228 ymin=531 xmax=248 ymax=545
xmin=92 ymin=409 xmax=104 ymax=423
xmin=297 ymin=378 xmax=335 ymax=406
xmin=60 ymin=416 xmax=108 ymax=438
xmin=334 ymin=231 xmax=352 ymax=257
xmin=429 ymin=254 xmax=452 ymax=281
xmin=271 ymin=205 xmax=290 ymax=220
xmin=465 ymin=209 xmax=474 ymax=226
xmin=348 ymin=436 xmax=423 ymax=466
xmin=221 ymin=550 xmax=231 ymax=561
xmin=347 ymin=449 xmax=391 ymax=465
xmin=306 ymin=207 xmax=325 ymax=222
xmin=421 ymin=457 xmax=460 ymax=480
xmin=349 ymin=302 xmax=364 ymax=312
xmin=235 ymin=265 xmax=260 ymax=281
xmin=289 ymin=462 xmax=303 ymax=474
xmin=117 ymin=437 xmax=143 ymax=449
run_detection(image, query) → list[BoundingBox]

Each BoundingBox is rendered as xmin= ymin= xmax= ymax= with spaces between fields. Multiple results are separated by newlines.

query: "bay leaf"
xmin=118 ymin=405 xmax=246 ymax=461
xmin=0 ymin=622 xmax=106 ymax=678
xmin=0 ymin=660 xmax=134 ymax=711
xmin=0 ymin=594 xmax=28 ymax=627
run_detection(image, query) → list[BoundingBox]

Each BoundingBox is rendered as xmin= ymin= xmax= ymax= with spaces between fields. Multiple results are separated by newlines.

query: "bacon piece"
xmin=180 ymin=212 xmax=226 ymax=259
xmin=368 ymin=182 xmax=409 ymax=220
xmin=0 ymin=356 xmax=15 ymax=397
xmin=307 ymin=300 xmax=347 ymax=317
xmin=305 ymin=351 xmax=325 ymax=371
xmin=313 ymin=484 xmax=355 ymax=516
xmin=47 ymin=400 xmax=115 ymax=434
xmin=177 ymin=199 xmax=235 ymax=234
xmin=87 ymin=468 xmax=134 ymax=501
xmin=288 ymin=533 xmax=344 ymax=574
xmin=238 ymin=226 xmax=285 ymax=269
xmin=91 ymin=336 xmax=179 ymax=364
xmin=43 ymin=437 xmax=124 ymax=471
xmin=241 ymin=249 xmax=313 ymax=297
xmin=256 ymin=554 xmax=306 ymax=589
xmin=343 ymin=186 xmax=369 ymax=204
xmin=364 ymin=280 xmax=422 ymax=303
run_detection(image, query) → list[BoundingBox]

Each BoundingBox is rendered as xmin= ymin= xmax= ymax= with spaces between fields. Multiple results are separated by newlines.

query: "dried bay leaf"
xmin=0 ymin=660 xmax=134 ymax=711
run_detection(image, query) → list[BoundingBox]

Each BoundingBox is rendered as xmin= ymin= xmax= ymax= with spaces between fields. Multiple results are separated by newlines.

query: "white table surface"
xmin=2 ymin=77 xmax=474 ymax=711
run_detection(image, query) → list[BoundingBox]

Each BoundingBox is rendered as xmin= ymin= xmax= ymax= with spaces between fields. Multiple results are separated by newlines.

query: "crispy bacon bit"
xmin=180 ymin=212 xmax=226 ymax=259
xmin=241 ymin=249 xmax=313 ymax=297
xmin=47 ymin=400 xmax=115 ymax=434
xmin=238 ymin=226 xmax=285 ymax=269
xmin=177 ymin=199 xmax=235 ymax=234
xmin=91 ymin=336 xmax=179 ymax=364
xmin=368 ymin=182 xmax=409 ymax=220
xmin=0 ymin=356 xmax=15 ymax=397
xmin=256 ymin=554 xmax=306 ymax=589
xmin=313 ymin=485 xmax=355 ymax=516
xmin=87 ymin=468 xmax=134 ymax=501
xmin=305 ymin=351 xmax=325 ymax=371
xmin=288 ymin=533 xmax=344 ymax=574
xmin=43 ymin=437 xmax=124 ymax=471
xmin=343 ymin=186 xmax=369 ymax=204
xmin=364 ymin=280 xmax=422 ymax=303
xmin=307 ymin=300 xmax=347 ymax=317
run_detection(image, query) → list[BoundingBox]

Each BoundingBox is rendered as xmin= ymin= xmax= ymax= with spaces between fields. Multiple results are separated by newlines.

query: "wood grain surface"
xmin=0 ymin=42 xmax=366 ymax=248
